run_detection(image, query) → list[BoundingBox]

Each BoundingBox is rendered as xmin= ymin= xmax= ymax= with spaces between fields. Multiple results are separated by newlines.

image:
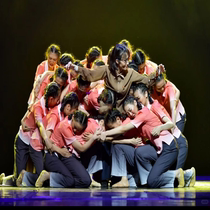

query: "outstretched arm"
xmin=65 ymin=62 xmax=106 ymax=82
xmin=133 ymin=64 xmax=166 ymax=87
xmin=111 ymin=137 xmax=143 ymax=146
xmin=99 ymin=123 xmax=135 ymax=142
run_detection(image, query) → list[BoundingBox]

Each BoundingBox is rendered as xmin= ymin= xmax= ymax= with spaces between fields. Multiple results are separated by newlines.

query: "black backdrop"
xmin=0 ymin=0 xmax=209 ymax=176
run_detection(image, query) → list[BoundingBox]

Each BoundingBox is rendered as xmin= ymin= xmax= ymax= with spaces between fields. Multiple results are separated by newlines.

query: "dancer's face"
xmin=71 ymin=117 xmax=85 ymax=135
xmin=124 ymin=101 xmax=138 ymax=119
xmin=138 ymin=62 xmax=146 ymax=74
xmin=106 ymin=117 xmax=122 ymax=130
xmin=48 ymin=52 xmax=58 ymax=70
xmin=47 ymin=91 xmax=61 ymax=108
xmin=98 ymin=101 xmax=113 ymax=115
xmin=155 ymin=79 xmax=166 ymax=94
xmin=117 ymin=53 xmax=129 ymax=74
xmin=134 ymin=89 xmax=148 ymax=107
xmin=54 ymin=77 xmax=65 ymax=88
xmin=63 ymin=104 xmax=78 ymax=117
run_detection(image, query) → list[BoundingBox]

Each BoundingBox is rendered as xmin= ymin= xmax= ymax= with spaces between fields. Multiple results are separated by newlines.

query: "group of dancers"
xmin=0 ymin=39 xmax=195 ymax=189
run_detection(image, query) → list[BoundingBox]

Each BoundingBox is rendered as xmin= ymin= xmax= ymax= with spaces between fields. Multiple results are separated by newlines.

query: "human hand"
xmin=98 ymin=131 xmax=106 ymax=142
xmin=156 ymin=64 xmax=166 ymax=76
xmin=60 ymin=147 xmax=72 ymax=158
xmin=21 ymin=121 xmax=32 ymax=132
xmin=33 ymin=75 xmax=42 ymax=97
xmin=45 ymin=141 xmax=53 ymax=154
xmin=83 ymin=95 xmax=89 ymax=106
xmin=65 ymin=61 xmax=75 ymax=70
xmin=151 ymin=126 xmax=161 ymax=136
xmin=82 ymin=133 xmax=93 ymax=141
xmin=131 ymin=137 xmax=143 ymax=146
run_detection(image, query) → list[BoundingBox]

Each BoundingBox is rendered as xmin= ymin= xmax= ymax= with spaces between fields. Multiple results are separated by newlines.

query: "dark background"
xmin=0 ymin=0 xmax=209 ymax=176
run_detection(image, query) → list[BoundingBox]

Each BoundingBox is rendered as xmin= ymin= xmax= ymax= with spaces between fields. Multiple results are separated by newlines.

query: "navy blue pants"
xmin=80 ymin=141 xmax=111 ymax=182
xmin=44 ymin=152 xmax=75 ymax=187
xmin=135 ymin=139 xmax=178 ymax=188
xmin=44 ymin=153 xmax=91 ymax=188
xmin=176 ymin=113 xmax=186 ymax=133
xmin=175 ymin=133 xmax=188 ymax=169
xmin=23 ymin=145 xmax=44 ymax=186
xmin=14 ymin=134 xmax=30 ymax=179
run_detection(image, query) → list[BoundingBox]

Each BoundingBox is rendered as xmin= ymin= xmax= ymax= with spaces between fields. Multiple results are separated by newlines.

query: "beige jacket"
xmin=77 ymin=65 xmax=156 ymax=112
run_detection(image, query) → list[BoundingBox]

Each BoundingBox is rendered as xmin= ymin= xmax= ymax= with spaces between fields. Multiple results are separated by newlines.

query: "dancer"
xmin=81 ymin=46 xmax=107 ymax=68
xmin=36 ymin=111 xmax=105 ymax=188
xmin=65 ymin=44 xmax=165 ymax=113
xmin=130 ymin=48 xmax=158 ymax=75
xmin=151 ymin=73 xmax=186 ymax=133
xmin=29 ymin=67 xmax=68 ymax=106
xmin=102 ymin=108 xmax=143 ymax=188
xmin=133 ymin=83 xmax=192 ymax=185
xmin=16 ymin=82 xmax=62 ymax=187
xmin=35 ymin=44 xmax=61 ymax=79
xmin=97 ymin=96 xmax=195 ymax=188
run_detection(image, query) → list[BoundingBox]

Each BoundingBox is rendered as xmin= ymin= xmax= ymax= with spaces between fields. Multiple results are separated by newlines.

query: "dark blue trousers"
xmin=135 ymin=139 xmax=178 ymax=188
xmin=14 ymin=134 xmax=30 ymax=179
xmin=176 ymin=113 xmax=186 ymax=133
xmin=175 ymin=133 xmax=188 ymax=169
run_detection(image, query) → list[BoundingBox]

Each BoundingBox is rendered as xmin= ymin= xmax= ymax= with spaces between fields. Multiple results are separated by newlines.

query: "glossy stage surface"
xmin=0 ymin=180 xmax=210 ymax=207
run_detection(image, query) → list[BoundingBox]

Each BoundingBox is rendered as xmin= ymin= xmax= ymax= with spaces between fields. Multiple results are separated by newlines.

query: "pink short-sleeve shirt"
xmin=130 ymin=107 xmax=174 ymax=154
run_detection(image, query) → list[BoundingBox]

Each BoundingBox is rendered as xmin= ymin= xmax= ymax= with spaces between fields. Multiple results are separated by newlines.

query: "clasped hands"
xmin=156 ymin=64 xmax=166 ymax=77
xmin=82 ymin=128 xmax=106 ymax=142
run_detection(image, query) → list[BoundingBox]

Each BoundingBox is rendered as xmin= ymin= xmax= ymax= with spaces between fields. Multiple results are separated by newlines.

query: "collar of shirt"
xmin=116 ymin=73 xmax=125 ymax=80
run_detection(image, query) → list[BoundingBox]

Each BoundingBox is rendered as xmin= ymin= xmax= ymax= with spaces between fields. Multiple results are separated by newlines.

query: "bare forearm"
xmin=51 ymin=144 xmax=63 ymax=154
xmin=60 ymin=84 xmax=69 ymax=102
xmin=73 ymin=137 xmax=95 ymax=153
xmin=36 ymin=121 xmax=52 ymax=148
xmin=159 ymin=121 xmax=174 ymax=132
xmin=112 ymin=138 xmax=134 ymax=144
xmin=105 ymin=123 xmax=134 ymax=137
xmin=37 ymin=121 xmax=48 ymax=141
xmin=170 ymin=100 xmax=177 ymax=124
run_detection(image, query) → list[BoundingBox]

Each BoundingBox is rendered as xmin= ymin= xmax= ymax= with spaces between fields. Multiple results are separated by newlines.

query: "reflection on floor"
xmin=0 ymin=181 xmax=210 ymax=206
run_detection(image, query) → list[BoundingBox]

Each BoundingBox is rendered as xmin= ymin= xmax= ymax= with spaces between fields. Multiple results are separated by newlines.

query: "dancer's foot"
xmin=90 ymin=179 xmax=101 ymax=188
xmin=2 ymin=174 xmax=15 ymax=186
xmin=35 ymin=170 xmax=50 ymax=188
xmin=184 ymin=167 xmax=196 ymax=187
xmin=16 ymin=170 xmax=26 ymax=187
xmin=89 ymin=174 xmax=101 ymax=188
xmin=176 ymin=168 xmax=184 ymax=188
xmin=112 ymin=176 xmax=129 ymax=188
xmin=188 ymin=167 xmax=196 ymax=187
xmin=0 ymin=173 xmax=5 ymax=185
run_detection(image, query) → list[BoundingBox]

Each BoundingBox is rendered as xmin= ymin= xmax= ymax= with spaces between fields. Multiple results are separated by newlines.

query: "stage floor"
xmin=0 ymin=181 xmax=210 ymax=207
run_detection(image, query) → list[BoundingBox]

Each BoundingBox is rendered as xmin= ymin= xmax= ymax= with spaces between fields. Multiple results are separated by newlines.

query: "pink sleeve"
xmin=46 ymin=113 xmax=58 ymax=131
xmin=85 ymin=119 xmax=100 ymax=133
xmin=152 ymin=102 xmax=168 ymax=120
xmin=165 ymin=85 xmax=176 ymax=102
xmin=39 ymin=81 xmax=48 ymax=99
xmin=60 ymin=125 xmax=76 ymax=146
xmin=130 ymin=111 xmax=145 ymax=128
xmin=34 ymin=104 xmax=43 ymax=123
xmin=35 ymin=64 xmax=44 ymax=80
xmin=89 ymin=92 xmax=100 ymax=110
xmin=68 ymin=81 xmax=76 ymax=93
